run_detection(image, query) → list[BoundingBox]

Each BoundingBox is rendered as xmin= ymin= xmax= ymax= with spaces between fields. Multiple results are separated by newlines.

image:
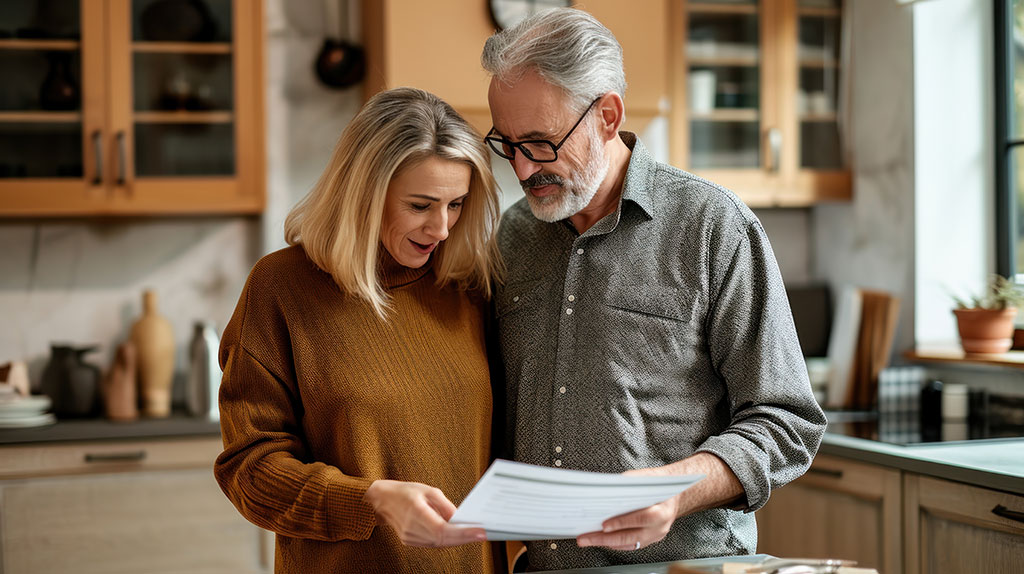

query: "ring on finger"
xmin=634 ymin=540 xmax=640 ymax=551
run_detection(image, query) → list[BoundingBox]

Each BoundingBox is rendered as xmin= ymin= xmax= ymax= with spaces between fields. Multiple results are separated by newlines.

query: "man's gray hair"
xmin=481 ymin=8 xmax=626 ymax=112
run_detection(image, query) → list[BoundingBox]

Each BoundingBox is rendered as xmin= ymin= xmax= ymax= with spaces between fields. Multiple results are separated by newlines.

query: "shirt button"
xmin=577 ymin=248 xmax=584 ymax=255
xmin=512 ymin=296 xmax=519 ymax=302
xmin=555 ymin=446 xmax=562 ymax=453
xmin=550 ymin=543 xmax=558 ymax=550
xmin=565 ymin=308 xmax=573 ymax=315
xmin=559 ymin=386 xmax=566 ymax=394
xmin=554 ymin=459 xmax=562 ymax=466
xmin=567 ymin=295 xmax=575 ymax=302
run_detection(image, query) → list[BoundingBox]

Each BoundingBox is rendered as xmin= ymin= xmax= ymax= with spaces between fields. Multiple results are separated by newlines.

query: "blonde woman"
xmin=214 ymin=87 xmax=503 ymax=574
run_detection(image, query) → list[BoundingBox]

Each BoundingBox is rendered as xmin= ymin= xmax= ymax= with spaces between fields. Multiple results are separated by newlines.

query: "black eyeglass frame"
xmin=484 ymin=96 xmax=602 ymax=164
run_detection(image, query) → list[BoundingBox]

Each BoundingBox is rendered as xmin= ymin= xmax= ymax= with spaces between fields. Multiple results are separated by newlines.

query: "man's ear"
xmin=595 ymin=92 xmax=625 ymax=141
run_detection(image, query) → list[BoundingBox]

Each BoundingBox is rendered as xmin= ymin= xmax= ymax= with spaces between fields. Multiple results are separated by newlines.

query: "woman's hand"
xmin=363 ymin=480 xmax=487 ymax=547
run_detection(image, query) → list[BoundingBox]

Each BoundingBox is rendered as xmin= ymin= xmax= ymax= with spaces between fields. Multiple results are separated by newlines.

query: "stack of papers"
xmin=451 ymin=459 xmax=704 ymax=541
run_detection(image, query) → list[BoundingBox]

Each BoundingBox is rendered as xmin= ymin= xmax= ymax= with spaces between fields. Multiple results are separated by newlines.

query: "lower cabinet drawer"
xmin=0 ymin=468 xmax=270 ymax=574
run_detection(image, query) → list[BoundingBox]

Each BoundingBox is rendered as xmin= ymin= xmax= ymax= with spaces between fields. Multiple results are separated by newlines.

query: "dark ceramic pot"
xmin=39 ymin=52 xmax=79 ymax=111
xmin=41 ymin=344 xmax=102 ymax=418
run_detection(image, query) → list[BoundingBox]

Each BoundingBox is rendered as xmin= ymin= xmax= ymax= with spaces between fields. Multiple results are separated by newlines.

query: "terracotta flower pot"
xmin=952 ymin=307 xmax=1018 ymax=354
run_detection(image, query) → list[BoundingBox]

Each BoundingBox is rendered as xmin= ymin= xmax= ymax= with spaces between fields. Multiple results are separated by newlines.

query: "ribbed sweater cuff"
xmin=328 ymin=476 xmax=377 ymax=540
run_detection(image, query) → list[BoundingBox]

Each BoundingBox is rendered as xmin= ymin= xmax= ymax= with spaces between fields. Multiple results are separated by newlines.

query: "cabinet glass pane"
xmin=798 ymin=9 xmax=842 ymax=169
xmin=133 ymin=53 xmax=233 ymax=112
xmin=687 ymin=6 xmax=760 ymax=169
xmin=1012 ymin=146 xmax=1024 ymax=274
xmin=134 ymin=123 xmax=234 ymax=177
xmin=0 ymin=122 xmax=82 ymax=178
xmin=0 ymin=0 xmax=80 ymax=40
xmin=0 ymin=49 xmax=81 ymax=111
xmin=1012 ymin=0 xmax=1024 ymax=139
xmin=131 ymin=0 xmax=232 ymax=43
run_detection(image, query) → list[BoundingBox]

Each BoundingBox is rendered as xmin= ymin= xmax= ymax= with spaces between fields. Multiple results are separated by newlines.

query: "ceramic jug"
xmin=132 ymin=290 xmax=175 ymax=417
xmin=40 ymin=344 xmax=101 ymax=418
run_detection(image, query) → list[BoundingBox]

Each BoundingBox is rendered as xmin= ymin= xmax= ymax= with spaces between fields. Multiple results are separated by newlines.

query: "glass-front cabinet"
xmin=671 ymin=0 xmax=850 ymax=206
xmin=0 ymin=0 xmax=264 ymax=216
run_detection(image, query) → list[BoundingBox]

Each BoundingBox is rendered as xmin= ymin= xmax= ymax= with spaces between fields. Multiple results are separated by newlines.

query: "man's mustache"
xmin=520 ymin=173 xmax=565 ymax=191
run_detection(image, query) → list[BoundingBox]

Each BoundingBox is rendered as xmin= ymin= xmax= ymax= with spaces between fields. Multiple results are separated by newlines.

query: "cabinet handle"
xmin=84 ymin=450 xmax=147 ymax=463
xmin=767 ymin=127 xmax=782 ymax=173
xmin=91 ymin=130 xmax=103 ymax=185
xmin=807 ymin=467 xmax=843 ymax=479
xmin=115 ymin=131 xmax=126 ymax=186
xmin=992 ymin=504 xmax=1024 ymax=524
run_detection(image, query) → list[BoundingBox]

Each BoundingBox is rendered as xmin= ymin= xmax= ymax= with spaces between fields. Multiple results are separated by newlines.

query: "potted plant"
xmin=952 ymin=275 xmax=1024 ymax=354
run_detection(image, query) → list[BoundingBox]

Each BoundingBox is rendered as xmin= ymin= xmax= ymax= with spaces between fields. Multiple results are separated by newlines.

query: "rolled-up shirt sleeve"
xmin=695 ymin=219 xmax=827 ymax=512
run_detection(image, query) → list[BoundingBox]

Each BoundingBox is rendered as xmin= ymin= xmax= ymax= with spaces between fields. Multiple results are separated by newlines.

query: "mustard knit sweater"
xmin=214 ymin=245 xmax=495 ymax=574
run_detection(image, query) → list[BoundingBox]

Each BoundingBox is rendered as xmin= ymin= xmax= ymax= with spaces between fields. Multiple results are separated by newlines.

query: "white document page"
xmin=450 ymin=459 xmax=704 ymax=541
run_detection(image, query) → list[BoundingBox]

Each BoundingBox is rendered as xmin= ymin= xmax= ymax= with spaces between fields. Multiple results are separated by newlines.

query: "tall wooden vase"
xmin=132 ymin=290 xmax=175 ymax=417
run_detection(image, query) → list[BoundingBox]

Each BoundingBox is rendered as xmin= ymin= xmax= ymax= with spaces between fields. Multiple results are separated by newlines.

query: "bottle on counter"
xmin=185 ymin=321 xmax=221 ymax=419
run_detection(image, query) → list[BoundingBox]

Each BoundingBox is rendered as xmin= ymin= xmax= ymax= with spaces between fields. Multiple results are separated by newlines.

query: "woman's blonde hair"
xmin=284 ymin=87 xmax=503 ymax=318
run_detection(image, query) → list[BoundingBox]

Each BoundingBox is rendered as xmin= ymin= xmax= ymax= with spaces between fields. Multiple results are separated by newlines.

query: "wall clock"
xmin=489 ymin=0 xmax=574 ymax=31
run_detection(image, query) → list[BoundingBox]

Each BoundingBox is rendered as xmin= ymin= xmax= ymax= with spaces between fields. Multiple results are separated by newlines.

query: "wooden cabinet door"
xmin=904 ymin=474 xmax=1024 ymax=574
xmin=755 ymin=454 xmax=902 ymax=574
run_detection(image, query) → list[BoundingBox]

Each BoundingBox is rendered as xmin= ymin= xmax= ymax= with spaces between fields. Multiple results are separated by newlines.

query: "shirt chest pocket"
xmin=602 ymin=283 xmax=695 ymax=323
xmin=496 ymin=279 xmax=546 ymax=319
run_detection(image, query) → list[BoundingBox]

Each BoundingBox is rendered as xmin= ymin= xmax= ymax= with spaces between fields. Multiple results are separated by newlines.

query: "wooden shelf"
xmin=0 ymin=111 xmax=82 ymax=123
xmin=691 ymin=108 xmax=759 ymax=122
xmin=0 ymin=39 xmax=80 ymax=51
xmin=688 ymin=55 xmax=759 ymax=67
xmin=904 ymin=347 xmax=1024 ymax=370
xmin=689 ymin=2 xmax=758 ymax=15
xmin=134 ymin=111 xmax=233 ymax=124
xmin=801 ymin=112 xmax=838 ymax=122
xmin=132 ymin=42 xmax=231 ymax=55
xmin=799 ymin=7 xmax=841 ymax=18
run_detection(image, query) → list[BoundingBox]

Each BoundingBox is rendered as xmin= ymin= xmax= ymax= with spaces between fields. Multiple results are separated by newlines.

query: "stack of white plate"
xmin=0 ymin=395 xmax=56 ymax=428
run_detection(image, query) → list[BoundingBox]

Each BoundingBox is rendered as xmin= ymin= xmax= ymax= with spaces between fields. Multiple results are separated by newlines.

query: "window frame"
xmin=997 ymin=0 xmax=1018 ymax=281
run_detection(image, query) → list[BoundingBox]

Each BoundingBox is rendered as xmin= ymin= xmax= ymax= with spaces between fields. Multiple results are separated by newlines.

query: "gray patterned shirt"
xmin=494 ymin=133 xmax=826 ymax=570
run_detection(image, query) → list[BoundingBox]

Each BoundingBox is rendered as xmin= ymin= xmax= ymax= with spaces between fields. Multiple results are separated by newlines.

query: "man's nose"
xmin=511 ymin=152 xmax=542 ymax=182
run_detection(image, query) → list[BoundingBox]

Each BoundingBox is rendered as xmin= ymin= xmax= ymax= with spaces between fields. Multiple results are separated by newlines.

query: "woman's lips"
xmin=410 ymin=240 xmax=436 ymax=254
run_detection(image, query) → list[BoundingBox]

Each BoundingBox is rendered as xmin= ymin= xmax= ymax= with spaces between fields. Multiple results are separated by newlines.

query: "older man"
xmin=481 ymin=8 xmax=827 ymax=570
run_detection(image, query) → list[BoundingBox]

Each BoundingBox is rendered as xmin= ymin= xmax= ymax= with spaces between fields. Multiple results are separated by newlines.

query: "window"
xmin=996 ymin=0 xmax=1024 ymax=282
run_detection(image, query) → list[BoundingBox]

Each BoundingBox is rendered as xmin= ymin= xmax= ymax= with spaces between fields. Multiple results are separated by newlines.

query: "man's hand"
xmin=575 ymin=453 xmax=744 ymax=551
xmin=363 ymin=479 xmax=487 ymax=547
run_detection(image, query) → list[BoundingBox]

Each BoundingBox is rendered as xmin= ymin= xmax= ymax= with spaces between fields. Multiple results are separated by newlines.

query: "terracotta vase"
xmin=103 ymin=340 xmax=138 ymax=421
xmin=132 ymin=290 xmax=175 ymax=417
xmin=953 ymin=307 xmax=1018 ymax=354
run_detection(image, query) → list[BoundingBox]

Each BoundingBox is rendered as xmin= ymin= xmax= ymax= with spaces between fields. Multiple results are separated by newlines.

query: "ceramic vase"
xmin=132 ymin=290 xmax=175 ymax=417
xmin=103 ymin=340 xmax=138 ymax=421
xmin=40 ymin=344 xmax=101 ymax=418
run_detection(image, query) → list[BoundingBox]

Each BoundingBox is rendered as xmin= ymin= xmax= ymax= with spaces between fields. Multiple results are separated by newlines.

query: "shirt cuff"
xmin=327 ymin=475 xmax=378 ymax=541
xmin=695 ymin=433 xmax=771 ymax=512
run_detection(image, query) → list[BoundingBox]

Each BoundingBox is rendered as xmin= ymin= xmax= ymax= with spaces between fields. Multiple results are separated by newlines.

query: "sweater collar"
xmin=378 ymin=247 xmax=432 ymax=289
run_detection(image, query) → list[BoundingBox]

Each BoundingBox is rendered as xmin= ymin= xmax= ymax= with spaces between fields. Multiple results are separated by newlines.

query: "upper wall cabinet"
xmin=362 ymin=0 xmax=668 ymax=141
xmin=0 ymin=0 xmax=264 ymax=217
xmin=670 ymin=0 xmax=851 ymax=206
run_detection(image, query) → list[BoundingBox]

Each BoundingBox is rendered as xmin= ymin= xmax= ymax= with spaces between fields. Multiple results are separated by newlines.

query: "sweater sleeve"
xmin=695 ymin=220 xmax=826 ymax=512
xmin=213 ymin=262 xmax=377 ymax=542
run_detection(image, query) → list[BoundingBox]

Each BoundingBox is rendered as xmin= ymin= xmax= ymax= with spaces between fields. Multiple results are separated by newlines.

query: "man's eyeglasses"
xmin=484 ymin=97 xmax=601 ymax=164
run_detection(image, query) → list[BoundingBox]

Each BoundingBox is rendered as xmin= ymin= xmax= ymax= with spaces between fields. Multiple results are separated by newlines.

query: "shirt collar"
xmin=618 ymin=131 xmax=657 ymax=221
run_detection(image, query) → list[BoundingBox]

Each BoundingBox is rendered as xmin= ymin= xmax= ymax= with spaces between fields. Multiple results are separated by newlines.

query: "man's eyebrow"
xmin=493 ymin=128 xmax=554 ymax=141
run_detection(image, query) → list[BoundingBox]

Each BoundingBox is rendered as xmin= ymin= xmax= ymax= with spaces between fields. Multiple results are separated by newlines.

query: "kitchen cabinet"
xmin=0 ymin=0 xmax=264 ymax=216
xmin=670 ymin=0 xmax=851 ymax=206
xmin=903 ymin=474 xmax=1024 ymax=574
xmin=755 ymin=454 xmax=902 ymax=574
xmin=0 ymin=436 xmax=271 ymax=574
xmin=362 ymin=0 xmax=668 ymax=141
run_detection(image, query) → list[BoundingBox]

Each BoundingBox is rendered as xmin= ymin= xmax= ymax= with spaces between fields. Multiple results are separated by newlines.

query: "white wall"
xmin=913 ymin=0 xmax=995 ymax=346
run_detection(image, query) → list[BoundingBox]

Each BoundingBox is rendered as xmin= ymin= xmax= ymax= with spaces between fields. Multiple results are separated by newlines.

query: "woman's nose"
xmin=424 ymin=209 xmax=449 ymax=241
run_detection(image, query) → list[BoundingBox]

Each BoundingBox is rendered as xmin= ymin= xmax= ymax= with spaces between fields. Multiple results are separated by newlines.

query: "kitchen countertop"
xmin=0 ymin=413 xmax=220 ymax=445
xmin=530 ymin=554 xmax=771 ymax=574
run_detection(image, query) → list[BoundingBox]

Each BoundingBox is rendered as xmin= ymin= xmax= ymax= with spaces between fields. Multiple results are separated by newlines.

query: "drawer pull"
xmin=807 ymin=467 xmax=843 ymax=479
xmin=992 ymin=504 xmax=1024 ymax=524
xmin=84 ymin=451 xmax=147 ymax=463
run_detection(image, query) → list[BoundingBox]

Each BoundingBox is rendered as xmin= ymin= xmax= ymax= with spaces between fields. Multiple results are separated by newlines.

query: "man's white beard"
xmin=524 ymin=127 xmax=610 ymax=223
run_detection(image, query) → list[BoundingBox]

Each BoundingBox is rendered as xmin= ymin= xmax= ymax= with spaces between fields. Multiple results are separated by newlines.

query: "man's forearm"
xmin=632 ymin=452 xmax=744 ymax=517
